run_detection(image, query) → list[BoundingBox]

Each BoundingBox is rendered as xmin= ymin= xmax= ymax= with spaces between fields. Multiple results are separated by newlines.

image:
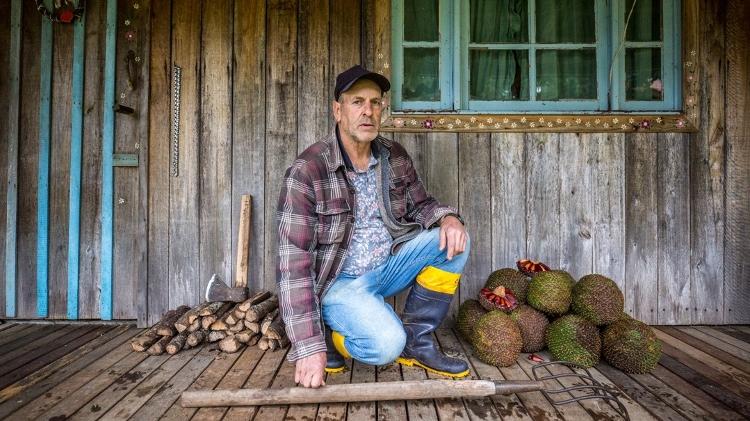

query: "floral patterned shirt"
xmin=340 ymin=155 xmax=393 ymax=276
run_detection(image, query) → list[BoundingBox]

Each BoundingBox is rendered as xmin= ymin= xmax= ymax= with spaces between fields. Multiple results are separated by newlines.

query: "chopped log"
xmin=208 ymin=331 xmax=227 ymax=342
xmin=258 ymin=337 xmax=270 ymax=351
xmin=187 ymin=318 xmax=201 ymax=332
xmin=153 ymin=305 xmax=191 ymax=336
xmin=167 ymin=332 xmax=188 ymax=355
xmin=235 ymin=330 xmax=256 ymax=344
xmin=244 ymin=320 xmax=260 ymax=333
xmin=261 ymin=309 xmax=279 ymax=335
xmin=276 ymin=334 xmax=290 ymax=348
xmin=248 ymin=333 xmax=261 ymax=346
xmin=265 ymin=312 xmax=286 ymax=341
xmin=147 ymin=335 xmax=173 ymax=355
xmin=238 ymin=291 xmax=273 ymax=312
xmin=268 ymin=338 xmax=278 ymax=351
xmin=189 ymin=303 xmax=215 ymax=324
xmin=229 ymin=322 xmax=244 ymax=333
xmin=187 ymin=330 xmax=205 ymax=347
xmin=201 ymin=302 xmax=233 ymax=330
xmin=233 ymin=308 xmax=246 ymax=320
xmin=197 ymin=301 xmax=227 ymax=316
xmin=219 ymin=336 xmax=243 ymax=353
xmin=210 ymin=319 xmax=228 ymax=331
xmin=131 ymin=331 xmax=161 ymax=352
xmin=245 ymin=295 xmax=278 ymax=322
xmin=226 ymin=311 xmax=242 ymax=326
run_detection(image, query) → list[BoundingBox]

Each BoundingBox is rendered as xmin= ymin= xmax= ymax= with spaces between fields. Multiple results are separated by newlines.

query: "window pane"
xmin=470 ymin=49 xmax=529 ymax=100
xmin=536 ymin=0 xmax=596 ymax=43
xmin=404 ymin=0 xmax=439 ymax=42
xmin=625 ymin=48 xmax=662 ymax=100
xmin=403 ymin=48 xmax=440 ymax=101
xmin=470 ymin=0 xmax=528 ymax=43
xmin=626 ymin=0 xmax=662 ymax=42
xmin=536 ymin=49 xmax=597 ymax=100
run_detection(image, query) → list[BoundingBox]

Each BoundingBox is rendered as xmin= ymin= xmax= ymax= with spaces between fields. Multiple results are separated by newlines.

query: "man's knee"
xmin=370 ymin=327 xmax=407 ymax=365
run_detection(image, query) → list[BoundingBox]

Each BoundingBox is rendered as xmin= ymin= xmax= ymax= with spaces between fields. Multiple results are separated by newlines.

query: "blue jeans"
xmin=321 ymin=228 xmax=470 ymax=365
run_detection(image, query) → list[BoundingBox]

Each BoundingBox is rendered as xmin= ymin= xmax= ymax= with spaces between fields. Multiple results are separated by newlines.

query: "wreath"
xmin=36 ymin=0 xmax=86 ymax=24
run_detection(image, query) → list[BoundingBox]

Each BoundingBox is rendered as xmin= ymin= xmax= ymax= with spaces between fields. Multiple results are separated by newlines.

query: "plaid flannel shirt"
xmin=276 ymin=129 xmax=462 ymax=362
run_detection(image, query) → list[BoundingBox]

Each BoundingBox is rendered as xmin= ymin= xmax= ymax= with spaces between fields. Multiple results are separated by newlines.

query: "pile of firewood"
xmin=130 ymin=291 xmax=289 ymax=355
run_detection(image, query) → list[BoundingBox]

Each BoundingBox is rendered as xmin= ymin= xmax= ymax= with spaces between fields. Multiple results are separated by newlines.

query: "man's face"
xmin=333 ymin=79 xmax=384 ymax=144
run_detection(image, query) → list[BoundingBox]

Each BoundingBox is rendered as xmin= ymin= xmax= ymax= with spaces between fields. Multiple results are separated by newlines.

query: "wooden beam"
xmin=66 ymin=3 xmax=86 ymax=319
xmin=5 ymin=0 xmax=22 ymax=318
xmin=100 ymin=0 xmax=117 ymax=320
xmin=36 ymin=0 xmax=53 ymax=318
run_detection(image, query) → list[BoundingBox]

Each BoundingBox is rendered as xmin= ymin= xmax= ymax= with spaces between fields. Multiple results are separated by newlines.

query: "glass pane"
xmin=470 ymin=49 xmax=529 ymax=100
xmin=536 ymin=49 xmax=597 ymax=100
xmin=626 ymin=48 xmax=662 ymax=100
xmin=404 ymin=0 xmax=439 ymax=41
xmin=625 ymin=0 xmax=662 ymax=42
xmin=536 ymin=0 xmax=596 ymax=43
xmin=470 ymin=0 xmax=528 ymax=43
xmin=403 ymin=48 xmax=440 ymax=101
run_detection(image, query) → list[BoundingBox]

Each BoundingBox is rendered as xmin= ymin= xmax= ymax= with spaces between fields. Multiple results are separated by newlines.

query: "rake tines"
xmin=532 ymin=361 xmax=630 ymax=421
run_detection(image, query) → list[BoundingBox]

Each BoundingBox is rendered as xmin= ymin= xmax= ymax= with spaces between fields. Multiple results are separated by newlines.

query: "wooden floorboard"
xmin=0 ymin=323 xmax=747 ymax=420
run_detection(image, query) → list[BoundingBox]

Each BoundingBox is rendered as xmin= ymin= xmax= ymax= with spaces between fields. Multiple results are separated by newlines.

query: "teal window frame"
xmin=391 ymin=0 xmax=682 ymax=113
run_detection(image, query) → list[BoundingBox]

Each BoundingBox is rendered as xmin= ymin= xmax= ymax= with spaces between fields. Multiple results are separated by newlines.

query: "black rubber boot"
xmin=398 ymin=283 xmax=470 ymax=378
xmin=324 ymin=326 xmax=347 ymax=373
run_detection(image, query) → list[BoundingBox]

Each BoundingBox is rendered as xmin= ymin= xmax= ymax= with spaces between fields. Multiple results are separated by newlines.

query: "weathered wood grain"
xmin=688 ymin=0 xmax=726 ymax=324
xmin=657 ymin=133 xmax=691 ymax=324
xmin=199 ymin=0 xmax=233 ymax=300
xmin=146 ymin=0 xmax=172 ymax=326
xmin=78 ymin=0 xmax=106 ymax=320
xmin=490 ymin=133 xmax=526 ymax=271
xmin=624 ymin=133 xmax=658 ymax=323
xmin=346 ymin=360 xmax=377 ymax=421
xmin=232 ymin=0 xmax=266 ymax=299
xmin=659 ymin=326 xmax=750 ymax=373
xmin=264 ymin=0 xmax=299 ymax=294
xmin=559 ymin=133 xmax=593 ymax=280
xmin=169 ymin=0 xmax=202 ymax=309
xmin=724 ymin=0 xmax=750 ymax=324
xmin=220 ymin=346 xmax=287 ymax=421
xmin=113 ymin=0 xmax=148 ymax=320
xmin=399 ymin=359 xmax=440 ymax=421
xmin=695 ymin=326 xmax=750 ymax=352
xmin=48 ymin=16 xmax=74 ymax=319
xmin=592 ymin=133 xmax=626 ymax=290
xmin=329 ymin=0 xmax=360 ymax=105
xmin=376 ymin=363 xmax=407 ymax=420
xmin=526 ymin=133 xmax=561 ymax=269
xmin=314 ymin=359 xmax=353 ymax=421
xmin=678 ymin=326 xmax=750 ymax=360
xmin=458 ymin=133 xmax=492 ymax=312
xmin=15 ymin=0 xmax=41 ymax=319
xmin=0 ymin=0 xmax=11 ymax=318
xmin=298 ymin=0 xmax=330 ymax=152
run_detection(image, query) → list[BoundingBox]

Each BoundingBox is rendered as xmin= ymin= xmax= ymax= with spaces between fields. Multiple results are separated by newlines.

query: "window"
xmin=391 ymin=0 xmax=682 ymax=113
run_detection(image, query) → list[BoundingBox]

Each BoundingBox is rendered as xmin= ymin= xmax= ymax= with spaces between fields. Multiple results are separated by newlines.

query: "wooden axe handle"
xmin=181 ymin=379 xmax=544 ymax=407
xmin=234 ymin=195 xmax=252 ymax=288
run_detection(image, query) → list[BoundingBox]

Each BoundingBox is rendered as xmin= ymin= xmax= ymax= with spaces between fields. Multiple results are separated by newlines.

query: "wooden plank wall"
xmin=1 ymin=0 xmax=748 ymax=326
xmin=0 ymin=0 xmax=146 ymax=320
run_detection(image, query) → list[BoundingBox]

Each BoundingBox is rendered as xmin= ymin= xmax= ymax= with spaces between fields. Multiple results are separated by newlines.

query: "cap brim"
xmin=339 ymin=72 xmax=391 ymax=98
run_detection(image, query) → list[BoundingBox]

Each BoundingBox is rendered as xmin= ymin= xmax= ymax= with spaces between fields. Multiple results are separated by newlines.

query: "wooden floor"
xmin=0 ymin=322 xmax=748 ymax=421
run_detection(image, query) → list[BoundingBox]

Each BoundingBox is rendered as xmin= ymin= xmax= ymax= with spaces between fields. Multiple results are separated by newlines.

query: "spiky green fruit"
xmin=527 ymin=270 xmax=575 ymax=316
xmin=456 ymin=299 xmax=487 ymax=341
xmin=571 ymin=274 xmax=624 ymax=326
xmin=602 ymin=318 xmax=662 ymax=374
xmin=485 ymin=268 xmax=531 ymax=303
xmin=545 ymin=314 xmax=601 ymax=368
xmin=471 ymin=311 xmax=523 ymax=367
xmin=509 ymin=305 xmax=549 ymax=353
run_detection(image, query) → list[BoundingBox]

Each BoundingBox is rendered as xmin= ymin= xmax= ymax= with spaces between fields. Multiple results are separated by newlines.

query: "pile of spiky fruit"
xmin=457 ymin=259 xmax=662 ymax=373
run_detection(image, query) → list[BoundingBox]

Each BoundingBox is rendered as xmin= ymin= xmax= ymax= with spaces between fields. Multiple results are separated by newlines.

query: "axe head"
xmin=205 ymin=274 xmax=248 ymax=302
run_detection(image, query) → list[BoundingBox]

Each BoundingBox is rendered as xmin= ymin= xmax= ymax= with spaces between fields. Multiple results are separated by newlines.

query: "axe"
xmin=205 ymin=195 xmax=252 ymax=302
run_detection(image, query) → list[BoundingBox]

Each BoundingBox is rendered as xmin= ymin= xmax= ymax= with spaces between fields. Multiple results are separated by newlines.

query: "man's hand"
xmin=295 ymin=351 xmax=327 ymax=388
xmin=439 ymin=215 xmax=467 ymax=260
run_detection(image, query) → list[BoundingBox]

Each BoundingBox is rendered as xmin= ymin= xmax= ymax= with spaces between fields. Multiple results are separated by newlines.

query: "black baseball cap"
xmin=334 ymin=65 xmax=390 ymax=100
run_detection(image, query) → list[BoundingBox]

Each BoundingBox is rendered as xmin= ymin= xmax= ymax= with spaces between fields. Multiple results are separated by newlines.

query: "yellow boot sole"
xmin=397 ymin=357 xmax=470 ymax=378
xmin=325 ymin=365 xmax=347 ymax=374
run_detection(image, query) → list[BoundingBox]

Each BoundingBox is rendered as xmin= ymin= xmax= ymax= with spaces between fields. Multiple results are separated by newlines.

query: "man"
xmin=277 ymin=65 xmax=470 ymax=389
